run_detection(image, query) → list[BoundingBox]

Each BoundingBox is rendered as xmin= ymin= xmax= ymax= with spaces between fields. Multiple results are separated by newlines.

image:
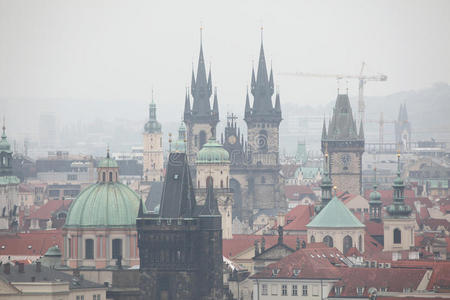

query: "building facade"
xmin=137 ymin=152 xmax=223 ymax=300
xmin=322 ymin=94 xmax=364 ymax=195
xmin=63 ymin=150 xmax=142 ymax=269
xmin=143 ymin=98 xmax=164 ymax=182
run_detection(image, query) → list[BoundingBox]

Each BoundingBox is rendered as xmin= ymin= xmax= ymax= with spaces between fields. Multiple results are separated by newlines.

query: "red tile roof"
xmin=28 ymin=200 xmax=71 ymax=220
xmin=250 ymin=248 xmax=345 ymax=280
xmin=329 ymin=267 xmax=426 ymax=297
xmin=364 ymin=189 xmax=416 ymax=206
xmin=363 ymin=233 xmax=384 ymax=257
xmin=440 ymin=204 xmax=450 ymax=215
xmin=284 ymin=205 xmax=314 ymax=231
xmin=365 ymin=221 xmax=384 ymax=236
xmin=391 ymin=260 xmax=450 ymax=290
xmin=421 ymin=218 xmax=450 ymax=231
xmin=345 ymin=247 xmax=362 ymax=257
xmin=223 ymin=234 xmax=306 ymax=258
xmin=0 ymin=230 xmax=63 ymax=256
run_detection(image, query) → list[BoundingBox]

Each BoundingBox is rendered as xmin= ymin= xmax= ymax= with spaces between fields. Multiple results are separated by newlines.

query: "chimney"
xmin=277 ymin=212 xmax=285 ymax=227
xmin=4 ymin=263 xmax=10 ymax=274
xmin=18 ymin=263 xmax=24 ymax=273
xmin=36 ymin=261 xmax=41 ymax=273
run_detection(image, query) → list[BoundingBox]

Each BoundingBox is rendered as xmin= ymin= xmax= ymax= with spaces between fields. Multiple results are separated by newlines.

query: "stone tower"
xmin=239 ymin=37 xmax=284 ymax=218
xmin=322 ymin=93 xmax=364 ymax=195
xmin=137 ymin=153 xmax=223 ymax=300
xmin=143 ymin=97 xmax=164 ymax=182
xmin=383 ymin=153 xmax=414 ymax=251
xmin=184 ymin=36 xmax=219 ymax=165
xmin=369 ymin=169 xmax=382 ymax=222
xmin=316 ymin=151 xmax=333 ymax=214
xmin=395 ymin=104 xmax=411 ymax=152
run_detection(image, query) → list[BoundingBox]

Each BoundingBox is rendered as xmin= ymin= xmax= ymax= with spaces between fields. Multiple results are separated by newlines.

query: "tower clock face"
xmin=228 ymin=135 xmax=237 ymax=145
xmin=341 ymin=154 xmax=351 ymax=170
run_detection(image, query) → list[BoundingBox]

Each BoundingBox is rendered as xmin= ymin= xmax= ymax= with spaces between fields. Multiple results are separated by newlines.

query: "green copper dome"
xmin=44 ymin=245 xmax=62 ymax=257
xmin=369 ymin=187 xmax=381 ymax=203
xmin=196 ymin=138 xmax=229 ymax=164
xmin=0 ymin=126 xmax=12 ymax=153
xmin=65 ymin=182 xmax=142 ymax=228
xmin=307 ymin=196 xmax=365 ymax=228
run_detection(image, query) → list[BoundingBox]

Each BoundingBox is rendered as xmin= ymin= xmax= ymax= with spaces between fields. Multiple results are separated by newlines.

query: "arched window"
xmin=112 ymin=239 xmax=123 ymax=259
xmin=393 ymin=228 xmax=402 ymax=244
xmin=85 ymin=239 xmax=94 ymax=259
xmin=323 ymin=235 xmax=333 ymax=247
xmin=310 ymin=236 xmax=315 ymax=243
xmin=198 ymin=180 xmax=200 ymax=188
xmin=109 ymin=172 xmax=113 ymax=182
xmin=102 ymin=172 xmax=106 ymax=182
xmin=261 ymin=176 xmax=266 ymax=184
xmin=206 ymin=176 xmax=213 ymax=187
xmin=220 ymin=180 xmax=224 ymax=188
xmin=358 ymin=235 xmax=363 ymax=252
xmin=343 ymin=235 xmax=352 ymax=254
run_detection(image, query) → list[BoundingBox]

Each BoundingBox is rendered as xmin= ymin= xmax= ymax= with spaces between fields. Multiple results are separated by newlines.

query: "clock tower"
xmin=322 ymin=93 xmax=364 ymax=195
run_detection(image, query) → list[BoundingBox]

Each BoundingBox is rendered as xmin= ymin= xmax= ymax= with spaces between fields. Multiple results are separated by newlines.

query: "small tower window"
xmin=112 ymin=239 xmax=122 ymax=259
xmin=109 ymin=172 xmax=113 ymax=182
xmin=310 ymin=236 xmax=315 ymax=243
xmin=394 ymin=228 xmax=402 ymax=244
xmin=220 ymin=180 xmax=224 ymax=188
xmin=323 ymin=235 xmax=333 ymax=247
xmin=85 ymin=239 xmax=94 ymax=259
xmin=102 ymin=172 xmax=106 ymax=182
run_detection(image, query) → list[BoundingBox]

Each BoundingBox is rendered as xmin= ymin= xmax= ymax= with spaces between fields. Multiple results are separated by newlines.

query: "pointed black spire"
xmin=208 ymin=67 xmax=212 ymax=97
xmin=138 ymin=198 xmax=144 ymax=217
xmin=184 ymin=88 xmax=191 ymax=121
xmin=274 ymin=92 xmax=281 ymax=113
xmin=200 ymin=178 xmax=220 ymax=216
xmin=322 ymin=118 xmax=327 ymax=139
xmin=191 ymin=68 xmax=196 ymax=96
xmin=244 ymin=88 xmax=251 ymax=119
xmin=212 ymin=87 xmax=219 ymax=121
xmin=359 ymin=120 xmax=364 ymax=139
xmin=251 ymin=66 xmax=256 ymax=93
xmin=269 ymin=67 xmax=274 ymax=95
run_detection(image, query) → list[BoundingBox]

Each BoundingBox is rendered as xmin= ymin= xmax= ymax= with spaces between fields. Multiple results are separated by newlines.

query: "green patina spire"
xmin=386 ymin=152 xmax=412 ymax=218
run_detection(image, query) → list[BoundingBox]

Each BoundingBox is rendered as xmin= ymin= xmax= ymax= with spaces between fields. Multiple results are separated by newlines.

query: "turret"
xmin=369 ymin=168 xmax=382 ymax=221
xmin=386 ymin=153 xmax=412 ymax=217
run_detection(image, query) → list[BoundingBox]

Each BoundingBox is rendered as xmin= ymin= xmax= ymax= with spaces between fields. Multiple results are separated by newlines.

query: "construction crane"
xmin=280 ymin=62 xmax=387 ymax=126
xmin=367 ymin=112 xmax=395 ymax=148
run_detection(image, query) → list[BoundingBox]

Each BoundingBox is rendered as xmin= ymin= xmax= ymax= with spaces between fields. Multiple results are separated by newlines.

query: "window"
xmin=282 ymin=284 xmax=287 ymax=296
xmin=292 ymin=285 xmax=298 ymax=296
xmin=343 ymin=235 xmax=352 ymax=254
xmin=358 ymin=235 xmax=363 ymax=252
xmin=310 ymin=235 xmax=315 ymax=243
xmin=302 ymin=285 xmax=308 ymax=296
xmin=271 ymin=284 xmax=278 ymax=295
xmin=261 ymin=176 xmax=266 ymax=184
xmin=85 ymin=239 xmax=94 ymax=259
xmin=313 ymin=285 xmax=319 ymax=296
xmin=394 ymin=228 xmax=402 ymax=244
xmin=403 ymin=288 xmax=411 ymax=293
xmin=262 ymin=284 xmax=268 ymax=295
xmin=323 ymin=235 xmax=333 ymax=247
xmin=102 ymin=172 xmax=106 ymax=182
xmin=380 ymin=287 xmax=387 ymax=292
xmin=76 ymin=296 xmax=84 ymax=300
xmin=335 ymin=286 xmax=342 ymax=296
xmin=357 ymin=287 xmax=364 ymax=296
xmin=199 ymin=131 xmax=207 ymax=149
xmin=109 ymin=172 xmax=113 ymax=182
xmin=112 ymin=239 xmax=122 ymax=259
xmin=93 ymin=295 xmax=101 ymax=300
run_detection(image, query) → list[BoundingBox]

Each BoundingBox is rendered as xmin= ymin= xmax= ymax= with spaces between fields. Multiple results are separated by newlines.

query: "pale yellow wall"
xmin=344 ymin=195 xmax=369 ymax=212
xmin=196 ymin=164 xmax=229 ymax=189
xmin=186 ymin=123 xmax=214 ymax=165
xmin=143 ymin=132 xmax=164 ymax=182
xmin=253 ymin=279 xmax=337 ymax=300
xmin=307 ymin=227 xmax=365 ymax=253
xmin=383 ymin=217 xmax=415 ymax=251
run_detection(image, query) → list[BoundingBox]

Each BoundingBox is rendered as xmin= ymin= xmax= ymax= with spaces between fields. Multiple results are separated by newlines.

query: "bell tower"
xmin=143 ymin=95 xmax=164 ymax=182
xmin=322 ymin=93 xmax=364 ymax=195
xmin=184 ymin=30 xmax=219 ymax=165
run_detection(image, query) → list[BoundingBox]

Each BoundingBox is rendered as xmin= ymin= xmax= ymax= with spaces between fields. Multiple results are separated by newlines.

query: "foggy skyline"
xmin=1 ymin=0 xmax=449 ymax=150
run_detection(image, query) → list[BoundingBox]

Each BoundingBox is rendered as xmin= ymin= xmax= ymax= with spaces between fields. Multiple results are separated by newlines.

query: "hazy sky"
xmin=1 ymin=0 xmax=449 ymax=125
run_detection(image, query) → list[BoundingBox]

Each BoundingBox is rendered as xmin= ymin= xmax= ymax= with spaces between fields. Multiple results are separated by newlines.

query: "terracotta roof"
xmin=440 ymin=204 xmax=450 ymax=215
xmin=363 ymin=233 xmax=384 ymax=257
xmin=284 ymin=205 xmax=314 ymax=231
xmin=285 ymin=185 xmax=315 ymax=200
xmin=329 ymin=267 xmax=426 ymax=297
xmin=250 ymin=248 xmax=345 ymax=280
xmin=28 ymin=200 xmax=71 ymax=220
xmin=421 ymin=218 xmax=450 ymax=231
xmin=363 ymin=189 xmax=415 ymax=206
xmin=345 ymin=247 xmax=362 ymax=257
xmin=222 ymin=234 xmax=306 ymax=258
xmin=281 ymin=164 xmax=301 ymax=178
xmin=365 ymin=220 xmax=384 ymax=236
xmin=419 ymin=207 xmax=430 ymax=219
xmin=378 ymin=297 xmax=449 ymax=300
xmin=0 ymin=230 xmax=63 ymax=256
xmin=391 ymin=260 xmax=450 ymax=290
xmin=18 ymin=183 xmax=34 ymax=193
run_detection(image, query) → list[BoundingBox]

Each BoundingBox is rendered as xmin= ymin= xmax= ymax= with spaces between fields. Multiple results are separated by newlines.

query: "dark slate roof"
xmin=116 ymin=160 xmax=143 ymax=176
xmin=325 ymin=94 xmax=362 ymax=141
xmin=145 ymin=181 xmax=163 ymax=211
xmin=159 ymin=153 xmax=196 ymax=218
xmin=36 ymin=160 xmax=73 ymax=173
xmin=0 ymin=264 xmax=104 ymax=290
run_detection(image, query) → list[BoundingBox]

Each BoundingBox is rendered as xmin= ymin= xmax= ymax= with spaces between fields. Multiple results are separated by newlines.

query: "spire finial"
xmin=2 ymin=116 xmax=5 ymax=136
xmin=151 ymin=88 xmax=154 ymax=103
xmin=333 ymin=186 xmax=337 ymax=196
xmin=373 ymin=167 xmax=378 ymax=190
xmin=200 ymin=23 xmax=203 ymax=46
xmin=397 ymin=150 xmax=401 ymax=175
xmin=106 ymin=145 xmax=110 ymax=159
xmin=260 ymin=25 xmax=264 ymax=44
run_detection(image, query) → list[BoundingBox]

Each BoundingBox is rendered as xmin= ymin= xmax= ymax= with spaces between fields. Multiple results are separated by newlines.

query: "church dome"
xmin=144 ymin=120 xmax=162 ymax=133
xmin=65 ymin=182 xmax=141 ymax=228
xmin=196 ymin=138 xmax=229 ymax=164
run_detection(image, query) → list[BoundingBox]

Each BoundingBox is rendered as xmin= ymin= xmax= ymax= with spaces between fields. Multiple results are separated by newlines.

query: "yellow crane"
xmin=280 ymin=62 xmax=387 ymax=126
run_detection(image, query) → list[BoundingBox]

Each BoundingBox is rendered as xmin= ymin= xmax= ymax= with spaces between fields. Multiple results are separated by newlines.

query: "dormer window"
xmin=272 ymin=269 xmax=280 ymax=276
xmin=335 ymin=286 xmax=342 ymax=296
xmin=293 ymin=269 xmax=300 ymax=276
xmin=357 ymin=287 xmax=364 ymax=296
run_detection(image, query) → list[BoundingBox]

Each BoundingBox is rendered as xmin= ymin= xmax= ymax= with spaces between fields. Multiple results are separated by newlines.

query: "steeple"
xmin=274 ymin=92 xmax=281 ymax=114
xmin=325 ymin=94 xmax=362 ymax=141
xmin=320 ymin=151 xmax=333 ymax=208
xmin=144 ymin=93 xmax=162 ymax=134
xmin=359 ymin=120 xmax=364 ymax=139
xmin=184 ymin=88 xmax=191 ymax=121
xmin=322 ymin=118 xmax=327 ymax=139
xmin=369 ymin=168 xmax=382 ymax=221
xmin=386 ymin=152 xmax=412 ymax=217
xmin=0 ymin=119 xmax=13 ymax=176
xmin=244 ymin=88 xmax=251 ymax=118
xmin=245 ymin=33 xmax=282 ymax=124
xmin=212 ymin=87 xmax=219 ymax=122
xmin=200 ymin=178 xmax=220 ymax=216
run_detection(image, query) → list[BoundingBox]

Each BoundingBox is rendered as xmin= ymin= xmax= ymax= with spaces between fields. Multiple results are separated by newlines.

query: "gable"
xmin=255 ymin=244 xmax=295 ymax=260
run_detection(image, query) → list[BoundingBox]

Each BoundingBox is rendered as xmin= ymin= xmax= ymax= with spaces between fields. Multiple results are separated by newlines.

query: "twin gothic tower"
xmin=183 ymin=35 xmax=285 ymax=220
